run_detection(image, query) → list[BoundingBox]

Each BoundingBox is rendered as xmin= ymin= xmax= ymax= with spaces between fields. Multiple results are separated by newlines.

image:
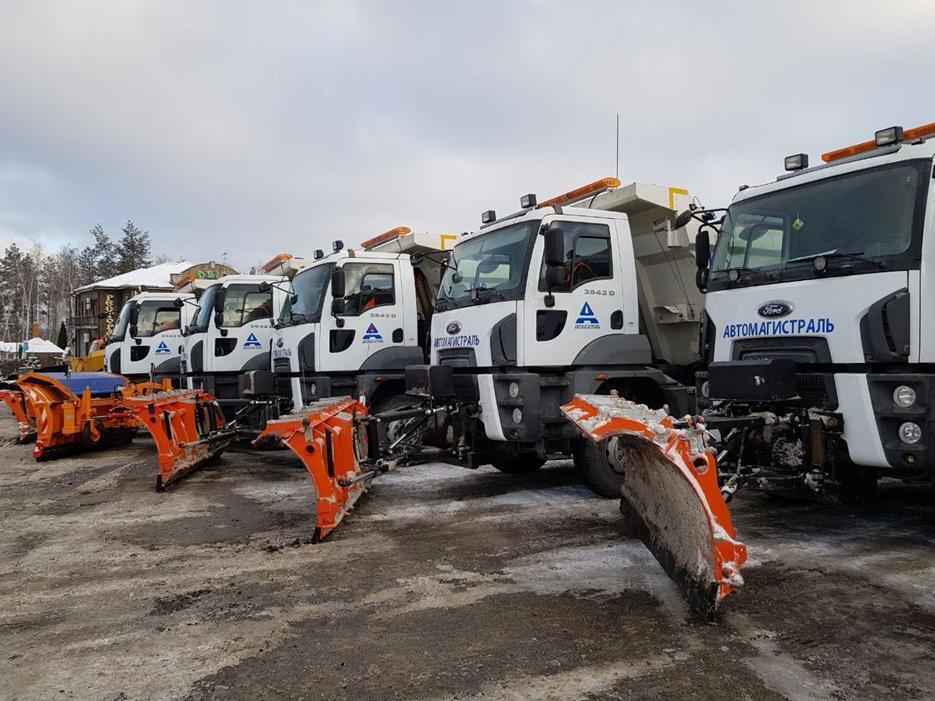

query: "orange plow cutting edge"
xmin=117 ymin=387 xmax=235 ymax=490
xmin=255 ymin=397 xmax=369 ymax=543
xmin=562 ymin=393 xmax=747 ymax=621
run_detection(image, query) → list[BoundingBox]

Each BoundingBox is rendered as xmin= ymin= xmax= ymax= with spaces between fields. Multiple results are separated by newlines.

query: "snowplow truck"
xmin=178 ymin=272 xmax=291 ymax=404
xmin=104 ymin=291 xmax=196 ymax=382
xmin=255 ymin=229 xmax=457 ymax=416
xmin=412 ymin=177 xmax=705 ymax=496
xmin=691 ymin=120 xmax=935 ymax=498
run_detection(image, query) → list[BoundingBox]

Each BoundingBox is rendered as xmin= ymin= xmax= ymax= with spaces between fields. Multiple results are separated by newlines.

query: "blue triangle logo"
xmin=362 ymin=323 xmax=383 ymax=342
xmin=243 ymin=332 xmax=262 ymax=349
xmin=575 ymin=302 xmax=599 ymax=326
xmin=155 ymin=341 xmax=171 ymax=354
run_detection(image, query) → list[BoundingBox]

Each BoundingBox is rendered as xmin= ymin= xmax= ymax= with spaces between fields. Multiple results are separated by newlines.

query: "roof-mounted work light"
xmin=875 ymin=126 xmax=904 ymax=147
xmin=332 ymin=240 xmax=344 ymax=252
xmin=481 ymin=210 xmax=496 ymax=224
xmin=314 ymin=249 xmax=324 ymax=259
xmin=783 ymin=153 xmax=808 ymax=171
xmin=520 ymin=193 xmax=537 ymax=209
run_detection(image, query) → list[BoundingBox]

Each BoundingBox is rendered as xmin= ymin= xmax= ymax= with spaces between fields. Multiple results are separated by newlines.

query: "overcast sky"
xmin=1 ymin=1 xmax=933 ymax=270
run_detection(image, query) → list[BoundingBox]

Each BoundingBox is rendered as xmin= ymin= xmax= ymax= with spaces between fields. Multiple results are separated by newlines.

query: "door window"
xmin=340 ymin=263 xmax=395 ymax=316
xmin=538 ymin=222 xmax=613 ymax=292
xmin=136 ymin=303 xmax=180 ymax=337
xmin=222 ymin=285 xmax=273 ymax=327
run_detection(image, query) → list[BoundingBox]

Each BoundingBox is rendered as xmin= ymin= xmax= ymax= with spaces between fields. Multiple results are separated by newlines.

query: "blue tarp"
xmin=38 ymin=372 xmax=127 ymax=398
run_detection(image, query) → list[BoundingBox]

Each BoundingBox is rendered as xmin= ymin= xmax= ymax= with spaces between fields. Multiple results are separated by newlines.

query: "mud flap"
xmin=118 ymin=389 xmax=235 ymax=490
xmin=561 ymin=394 xmax=747 ymax=620
xmin=254 ymin=397 xmax=368 ymax=542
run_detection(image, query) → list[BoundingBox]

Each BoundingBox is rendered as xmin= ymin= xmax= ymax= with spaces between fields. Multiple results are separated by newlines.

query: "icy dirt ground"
xmin=1 ymin=411 xmax=934 ymax=701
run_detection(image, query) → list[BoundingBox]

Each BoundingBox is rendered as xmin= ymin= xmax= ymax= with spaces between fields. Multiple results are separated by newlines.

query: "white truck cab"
xmin=105 ymin=291 xmax=194 ymax=381
xmin=424 ymin=178 xmax=703 ymax=494
xmin=181 ymin=274 xmax=289 ymax=401
xmin=269 ymin=229 xmax=455 ymax=413
xmin=696 ymin=120 xmax=935 ymax=493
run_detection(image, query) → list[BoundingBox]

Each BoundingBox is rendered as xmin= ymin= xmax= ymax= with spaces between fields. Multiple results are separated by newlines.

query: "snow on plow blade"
xmin=118 ymin=387 xmax=235 ymax=490
xmin=255 ymin=397 xmax=368 ymax=543
xmin=562 ymin=394 xmax=746 ymax=620
xmin=12 ymin=372 xmax=137 ymax=460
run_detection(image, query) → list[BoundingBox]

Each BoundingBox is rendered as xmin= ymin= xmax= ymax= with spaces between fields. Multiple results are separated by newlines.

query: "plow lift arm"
xmin=561 ymin=393 xmax=747 ymax=620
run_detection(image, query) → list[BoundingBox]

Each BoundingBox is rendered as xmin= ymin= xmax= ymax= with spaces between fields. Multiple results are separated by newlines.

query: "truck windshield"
xmin=280 ymin=263 xmax=333 ymax=325
xmin=710 ymin=160 xmax=929 ymax=289
xmin=437 ymin=221 xmax=537 ymax=308
xmin=110 ymin=301 xmax=134 ymax=342
xmin=190 ymin=284 xmax=218 ymax=334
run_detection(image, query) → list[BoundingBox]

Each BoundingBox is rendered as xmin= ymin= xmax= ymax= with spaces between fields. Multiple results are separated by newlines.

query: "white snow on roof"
xmin=22 ymin=337 xmax=65 ymax=354
xmin=73 ymin=261 xmax=195 ymax=293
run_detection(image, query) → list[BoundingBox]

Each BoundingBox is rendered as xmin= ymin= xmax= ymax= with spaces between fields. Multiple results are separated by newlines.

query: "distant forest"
xmin=0 ymin=221 xmax=166 ymax=345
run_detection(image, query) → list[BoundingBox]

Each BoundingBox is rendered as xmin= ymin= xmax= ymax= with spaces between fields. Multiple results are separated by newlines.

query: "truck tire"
xmin=572 ymin=437 xmax=624 ymax=498
xmin=491 ymin=452 xmax=545 ymax=473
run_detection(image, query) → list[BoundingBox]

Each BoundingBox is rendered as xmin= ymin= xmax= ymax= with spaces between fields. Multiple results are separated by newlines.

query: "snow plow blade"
xmin=13 ymin=372 xmax=137 ymax=460
xmin=254 ymin=397 xmax=368 ymax=543
xmin=118 ymin=387 xmax=235 ymax=490
xmin=0 ymin=385 xmax=36 ymax=443
xmin=562 ymin=394 xmax=746 ymax=620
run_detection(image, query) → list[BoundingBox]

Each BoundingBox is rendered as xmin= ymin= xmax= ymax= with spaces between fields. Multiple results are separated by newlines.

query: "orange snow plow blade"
xmin=13 ymin=372 xmax=138 ymax=460
xmin=255 ymin=397 xmax=369 ymax=542
xmin=118 ymin=387 xmax=234 ymax=490
xmin=0 ymin=385 xmax=36 ymax=443
xmin=562 ymin=394 xmax=746 ymax=620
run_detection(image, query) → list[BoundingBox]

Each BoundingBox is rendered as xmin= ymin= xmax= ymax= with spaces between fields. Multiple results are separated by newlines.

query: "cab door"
xmin=125 ymin=301 xmax=183 ymax=376
xmin=520 ymin=216 xmax=627 ymax=367
xmin=318 ymin=260 xmax=405 ymax=372
xmin=210 ymin=283 xmax=275 ymax=372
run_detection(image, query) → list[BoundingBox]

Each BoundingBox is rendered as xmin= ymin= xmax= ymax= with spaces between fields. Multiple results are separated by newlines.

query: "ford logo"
xmin=446 ymin=321 xmax=462 ymax=335
xmin=758 ymin=301 xmax=794 ymax=318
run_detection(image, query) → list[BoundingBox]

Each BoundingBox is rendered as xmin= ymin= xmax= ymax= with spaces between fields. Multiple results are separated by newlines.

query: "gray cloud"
xmin=0 ymin=0 xmax=933 ymax=269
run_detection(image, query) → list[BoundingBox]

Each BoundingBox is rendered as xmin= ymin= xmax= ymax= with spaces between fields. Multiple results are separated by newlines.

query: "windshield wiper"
xmin=468 ymin=287 xmax=504 ymax=304
xmin=785 ymin=249 xmax=885 ymax=270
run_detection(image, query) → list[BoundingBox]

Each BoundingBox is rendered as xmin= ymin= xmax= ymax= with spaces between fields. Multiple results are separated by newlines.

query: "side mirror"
xmin=129 ymin=305 xmax=140 ymax=325
xmin=173 ymin=297 xmax=184 ymax=308
xmin=544 ymin=226 xmax=565 ymax=268
xmin=330 ymin=267 xmax=346 ymax=299
xmin=675 ymin=209 xmax=694 ymax=229
xmin=694 ymin=231 xmax=711 ymax=269
xmin=213 ymin=287 xmax=226 ymax=314
xmin=257 ymin=281 xmax=271 ymax=293
xmin=129 ymin=324 xmax=138 ymax=338
xmin=214 ymin=311 xmax=224 ymax=328
xmin=546 ymin=266 xmax=565 ymax=289
xmin=331 ymin=297 xmax=346 ymax=316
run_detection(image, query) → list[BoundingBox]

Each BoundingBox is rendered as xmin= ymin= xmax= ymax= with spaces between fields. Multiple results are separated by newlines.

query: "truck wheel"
xmin=572 ymin=438 xmax=624 ymax=498
xmin=490 ymin=452 xmax=545 ymax=473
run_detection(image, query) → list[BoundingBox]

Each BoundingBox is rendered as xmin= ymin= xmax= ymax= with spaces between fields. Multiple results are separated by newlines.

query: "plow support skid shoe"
xmin=0 ymin=387 xmax=36 ymax=443
xmin=118 ymin=388 xmax=234 ymax=490
xmin=255 ymin=397 xmax=367 ymax=542
xmin=14 ymin=372 xmax=136 ymax=460
xmin=562 ymin=394 xmax=747 ymax=620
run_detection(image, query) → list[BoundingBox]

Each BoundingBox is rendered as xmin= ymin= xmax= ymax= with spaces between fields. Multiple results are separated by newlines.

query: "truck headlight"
xmin=508 ymin=382 xmax=520 ymax=398
xmin=898 ymin=422 xmax=922 ymax=445
xmin=512 ymin=408 xmax=523 ymax=424
xmin=893 ymin=385 xmax=916 ymax=408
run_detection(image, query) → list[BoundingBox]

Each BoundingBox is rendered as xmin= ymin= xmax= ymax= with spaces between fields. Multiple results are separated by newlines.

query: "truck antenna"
xmin=615 ymin=113 xmax=620 ymax=179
